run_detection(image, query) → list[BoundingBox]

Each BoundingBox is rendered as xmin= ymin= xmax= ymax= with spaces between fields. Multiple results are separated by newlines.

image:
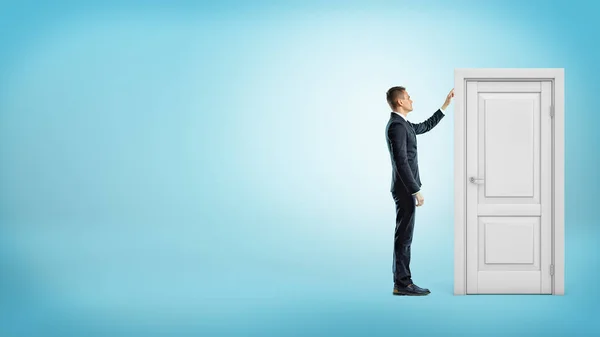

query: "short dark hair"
xmin=386 ymin=86 xmax=406 ymax=109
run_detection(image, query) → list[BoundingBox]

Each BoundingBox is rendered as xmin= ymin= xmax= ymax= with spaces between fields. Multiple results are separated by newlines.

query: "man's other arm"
xmin=388 ymin=123 xmax=420 ymax=195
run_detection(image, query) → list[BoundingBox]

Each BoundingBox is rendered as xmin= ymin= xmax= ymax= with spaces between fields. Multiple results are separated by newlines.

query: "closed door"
xmin=466 ymin=81 xmax=553 ymax=294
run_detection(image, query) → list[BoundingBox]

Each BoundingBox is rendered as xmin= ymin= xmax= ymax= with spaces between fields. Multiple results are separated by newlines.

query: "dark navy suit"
xmin=385 ymin=109 xmax=445 ymax=287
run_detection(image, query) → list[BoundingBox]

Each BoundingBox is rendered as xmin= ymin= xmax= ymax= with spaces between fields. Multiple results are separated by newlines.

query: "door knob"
xmin=469 ymin=177 xmax=484 ymax=184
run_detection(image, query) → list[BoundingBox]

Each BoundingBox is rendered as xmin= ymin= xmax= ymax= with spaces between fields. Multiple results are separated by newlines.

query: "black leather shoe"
xmin=393 ymin=283 xmax=431 ymax=296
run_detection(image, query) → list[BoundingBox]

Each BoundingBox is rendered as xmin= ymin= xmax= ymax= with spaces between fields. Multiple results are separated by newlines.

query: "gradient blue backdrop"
xmin=1 ymin=1 xmax=599 ymax=336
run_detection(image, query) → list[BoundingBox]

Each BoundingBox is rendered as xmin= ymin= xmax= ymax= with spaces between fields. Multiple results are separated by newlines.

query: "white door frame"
xmin=453 ymin=68 xmax=564 ymax=295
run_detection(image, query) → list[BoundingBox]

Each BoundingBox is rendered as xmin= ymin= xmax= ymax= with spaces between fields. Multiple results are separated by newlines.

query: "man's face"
xmin=398 ymin=91 xmax=413 ymax=112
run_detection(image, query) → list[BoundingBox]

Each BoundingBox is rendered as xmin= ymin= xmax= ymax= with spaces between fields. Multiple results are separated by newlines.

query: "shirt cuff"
xmin=440 ymin=107 xmax=445 ymax=114
xmin=412 ymin=190 xmax=420 ymax=195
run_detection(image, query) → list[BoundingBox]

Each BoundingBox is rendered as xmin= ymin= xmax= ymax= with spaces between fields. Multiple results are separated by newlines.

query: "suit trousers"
xmin=391 ymin=190 xmax=416 ymax=287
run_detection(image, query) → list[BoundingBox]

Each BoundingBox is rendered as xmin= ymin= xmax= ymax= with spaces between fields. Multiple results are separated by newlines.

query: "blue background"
xmin=1 ymin=1 xmax=599 ymax=336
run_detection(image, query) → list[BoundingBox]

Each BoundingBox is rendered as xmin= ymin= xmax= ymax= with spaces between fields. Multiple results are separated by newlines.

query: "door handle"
xmin=469 ymin=177 xmax=484 ymax=184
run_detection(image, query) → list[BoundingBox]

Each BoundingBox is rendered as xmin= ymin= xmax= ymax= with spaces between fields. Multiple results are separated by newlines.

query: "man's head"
xmin=386 ymin=86 xmax=413 ymax=114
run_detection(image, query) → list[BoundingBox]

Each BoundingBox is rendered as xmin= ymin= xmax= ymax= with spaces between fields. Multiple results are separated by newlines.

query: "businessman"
xmin=385 ymin=86 xmax=454 ymax=296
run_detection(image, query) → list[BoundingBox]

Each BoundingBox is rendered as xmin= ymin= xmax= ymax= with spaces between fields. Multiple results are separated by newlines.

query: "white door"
xmin=466 ymin=81 xmax=553 ymax=294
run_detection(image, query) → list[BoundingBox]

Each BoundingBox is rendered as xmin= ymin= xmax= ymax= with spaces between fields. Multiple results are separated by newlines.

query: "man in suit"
xmin=385 ymin=86 xmax=454 ymax=296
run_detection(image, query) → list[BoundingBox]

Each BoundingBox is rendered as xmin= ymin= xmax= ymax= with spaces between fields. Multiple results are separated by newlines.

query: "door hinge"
xmin=550 ymin=105 xmax=555 ymax=118
xmin=550 ymin=264 xmax=554 ymax=276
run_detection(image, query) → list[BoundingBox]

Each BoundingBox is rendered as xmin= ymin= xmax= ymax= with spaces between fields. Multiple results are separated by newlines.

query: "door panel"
xmin=480 ymin=93 xmax=539 ymax=199
xmin=466 ymin=81 xmax=552 ymax=294
xmin=479 ymin=217 xmax=539 ymax=269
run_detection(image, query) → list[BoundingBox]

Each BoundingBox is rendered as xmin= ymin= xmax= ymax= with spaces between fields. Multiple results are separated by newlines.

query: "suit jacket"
xmin=386 ymin=109 xmax=445 ymax=195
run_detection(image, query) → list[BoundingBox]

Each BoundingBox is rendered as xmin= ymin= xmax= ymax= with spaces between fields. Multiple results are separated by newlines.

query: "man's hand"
xmin=414 ymin=191 xmax=424 ymax=207
xmin=441 ymin=88 xmax=455 ymax=111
